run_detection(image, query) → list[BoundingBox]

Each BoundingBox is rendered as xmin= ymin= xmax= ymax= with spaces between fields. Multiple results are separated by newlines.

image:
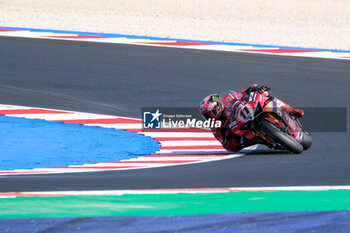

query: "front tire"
xmin=301 ymin=131 xmax=312 ymax=150
xmin=260 ymin=120 xmax=303 ymax=154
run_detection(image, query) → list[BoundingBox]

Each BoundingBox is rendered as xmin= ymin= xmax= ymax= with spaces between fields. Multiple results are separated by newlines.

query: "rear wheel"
xmin=260 ymin=120 xmax=303 ymax=154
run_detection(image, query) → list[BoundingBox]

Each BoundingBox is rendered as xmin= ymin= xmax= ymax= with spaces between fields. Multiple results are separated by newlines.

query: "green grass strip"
xmin=1 ymin=190 xmax=350 ymax=218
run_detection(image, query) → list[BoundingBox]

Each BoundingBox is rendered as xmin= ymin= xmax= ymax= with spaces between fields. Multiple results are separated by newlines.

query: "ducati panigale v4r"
xmin=222 ymin=91 xmax=312 ymax=154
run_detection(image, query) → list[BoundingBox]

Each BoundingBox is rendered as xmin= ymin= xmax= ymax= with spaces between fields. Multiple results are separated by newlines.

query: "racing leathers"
xmin=210 ymin=84 xmax=303 ymax=152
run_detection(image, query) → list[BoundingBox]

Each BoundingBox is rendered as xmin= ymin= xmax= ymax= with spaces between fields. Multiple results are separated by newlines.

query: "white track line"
xmin=1 ymin=185 xmax=350 ymax=197
xmin=0 ymin=27 xmax=349 ymax=60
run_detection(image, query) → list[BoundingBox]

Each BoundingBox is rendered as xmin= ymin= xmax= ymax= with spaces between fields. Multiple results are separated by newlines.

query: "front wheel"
xmin=260 ymin=120 xmax=303 ymax=154
xmin=301 ymin=131 xmax=312 ymax=150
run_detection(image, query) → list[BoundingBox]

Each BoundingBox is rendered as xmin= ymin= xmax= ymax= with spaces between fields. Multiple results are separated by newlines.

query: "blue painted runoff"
xmin=0 ymin=115 xmax=160 ymax=170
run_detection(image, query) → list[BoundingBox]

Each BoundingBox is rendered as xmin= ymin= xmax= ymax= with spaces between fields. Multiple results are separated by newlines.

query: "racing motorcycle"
xmin=221 ymin=90 xmax=312 ymax=154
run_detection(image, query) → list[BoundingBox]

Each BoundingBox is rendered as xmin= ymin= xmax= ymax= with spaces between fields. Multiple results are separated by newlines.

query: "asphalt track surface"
xmin=0 ymin=36 xmax=349 ymax=192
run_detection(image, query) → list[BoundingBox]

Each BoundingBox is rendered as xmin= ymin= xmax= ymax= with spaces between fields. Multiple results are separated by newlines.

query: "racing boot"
xmin=240 ymin=132 xmax=259 ymax=148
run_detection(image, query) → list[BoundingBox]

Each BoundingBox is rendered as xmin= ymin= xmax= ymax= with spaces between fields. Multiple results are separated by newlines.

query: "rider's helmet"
xmin=199 ymin=94 xmax=224 ymax=120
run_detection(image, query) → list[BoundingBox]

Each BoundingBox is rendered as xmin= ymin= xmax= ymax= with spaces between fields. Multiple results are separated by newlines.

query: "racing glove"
xmin=250 ymin=85 xmax=270 ymax=94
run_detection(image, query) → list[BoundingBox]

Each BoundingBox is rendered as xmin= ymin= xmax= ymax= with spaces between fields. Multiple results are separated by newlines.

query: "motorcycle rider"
xmin=199 ymin=84 xmax=304 ymax=152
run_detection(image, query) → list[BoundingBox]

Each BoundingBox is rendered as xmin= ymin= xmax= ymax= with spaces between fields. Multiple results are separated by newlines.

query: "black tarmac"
xmin=0 ymin=36 xmax=349 ymax=192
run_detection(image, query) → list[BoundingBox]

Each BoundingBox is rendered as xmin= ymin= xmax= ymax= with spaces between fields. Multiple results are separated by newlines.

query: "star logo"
xmin=150 ymin=109 xmax=162 ymax=122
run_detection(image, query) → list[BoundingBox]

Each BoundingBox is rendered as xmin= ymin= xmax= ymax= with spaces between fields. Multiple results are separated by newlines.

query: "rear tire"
xmin=301 ymin=131 xmax=312 ymax=150
xmin=260 ymin=120 xmax=303 ymax=154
